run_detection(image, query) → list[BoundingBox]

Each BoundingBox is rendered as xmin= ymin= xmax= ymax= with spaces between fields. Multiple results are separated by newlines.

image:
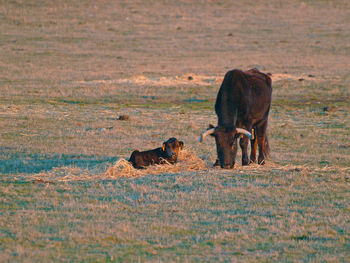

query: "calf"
xmin=129 ymin=138 xmax=184 ymax=169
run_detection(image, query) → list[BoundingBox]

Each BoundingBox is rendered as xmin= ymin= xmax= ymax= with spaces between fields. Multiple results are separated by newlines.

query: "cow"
xmin=199 ymin=68 xmax=272 ymax=169
xmin=129 ymin=138 xmax=184 ymax=169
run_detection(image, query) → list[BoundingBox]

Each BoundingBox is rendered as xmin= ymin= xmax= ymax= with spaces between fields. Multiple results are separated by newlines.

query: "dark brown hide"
xmin=129 ymin=138 xmax=184 ymax=169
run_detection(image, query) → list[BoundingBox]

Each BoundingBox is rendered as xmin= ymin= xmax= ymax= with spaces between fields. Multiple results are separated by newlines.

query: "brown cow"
xmin=199 ymin=68 xmax=272 ymax=168
xmin=129 ymin=138 xmax=184 ymax=169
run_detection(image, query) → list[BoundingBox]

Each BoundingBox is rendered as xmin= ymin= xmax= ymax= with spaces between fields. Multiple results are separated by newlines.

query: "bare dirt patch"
xmin=76 ymin=74 xmax=222 ymax=87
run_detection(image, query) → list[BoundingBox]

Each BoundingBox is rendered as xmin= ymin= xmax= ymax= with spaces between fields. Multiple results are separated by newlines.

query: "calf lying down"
xmin=129 ymin=138 xmax=184 ymax=169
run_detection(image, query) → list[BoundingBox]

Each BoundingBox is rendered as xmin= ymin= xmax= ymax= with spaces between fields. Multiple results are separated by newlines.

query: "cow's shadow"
xmin=0 ymin=147 xmax=119 ymax=175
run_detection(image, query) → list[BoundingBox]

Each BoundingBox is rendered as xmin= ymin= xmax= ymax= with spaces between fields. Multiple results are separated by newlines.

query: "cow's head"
xmin=162 ymin=137 xmax=184 ymax=162
xmin=199 ymin=125 xmax=251 ymax=169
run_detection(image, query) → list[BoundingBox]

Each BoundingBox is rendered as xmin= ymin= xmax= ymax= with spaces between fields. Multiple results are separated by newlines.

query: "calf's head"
xmin=199 ymin=125 xmax=251 ymax=169
xmin=162 ymin=138 xmax=184 ymax=161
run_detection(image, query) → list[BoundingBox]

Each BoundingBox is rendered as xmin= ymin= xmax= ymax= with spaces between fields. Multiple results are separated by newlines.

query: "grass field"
xmin=0 ymin=0 xmax=349 ymax=262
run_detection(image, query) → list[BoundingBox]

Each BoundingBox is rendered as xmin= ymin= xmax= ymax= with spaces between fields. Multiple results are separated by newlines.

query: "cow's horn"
xmin=199 ymin=128 xmax=215 ymax=143
xmin=236 ymin=128 xmax=252 ymax=139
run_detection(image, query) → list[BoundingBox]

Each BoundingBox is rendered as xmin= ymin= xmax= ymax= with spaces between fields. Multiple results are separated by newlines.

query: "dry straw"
xmin=26 ymin=148 xmax=208 ymax=182
xmin=22 ymin=148 xmax=348 ymax=183
xmin=105 ymin=147 xmax=208 ymax=178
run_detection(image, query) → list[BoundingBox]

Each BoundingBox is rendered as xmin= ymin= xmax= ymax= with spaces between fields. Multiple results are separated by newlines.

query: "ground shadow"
xmin=0 ymin=148 xmax=119 ymax=174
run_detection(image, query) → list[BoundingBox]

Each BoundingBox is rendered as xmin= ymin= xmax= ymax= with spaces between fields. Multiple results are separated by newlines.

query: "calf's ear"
xmin=179 ymin=141 xmax=184 ymax=149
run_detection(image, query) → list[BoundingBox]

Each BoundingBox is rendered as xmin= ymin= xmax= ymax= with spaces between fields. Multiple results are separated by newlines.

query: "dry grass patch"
xmin=74 ymin=72 xmax=321 ymax=89
xmin=21 ymin=153 xmax=350 ymax=184
xmin=76 ymin=74 xmax=222 ymax=87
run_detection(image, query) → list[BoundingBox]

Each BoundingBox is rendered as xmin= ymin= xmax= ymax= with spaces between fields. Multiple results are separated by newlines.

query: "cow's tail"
xmin=263 ymin=135 xmax=270 ymax=158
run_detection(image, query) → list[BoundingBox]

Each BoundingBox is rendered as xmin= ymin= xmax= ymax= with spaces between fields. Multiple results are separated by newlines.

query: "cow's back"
xmin=244 ymin=69 xmax=272 ymax=121
xmin=215 ymin=69 xmax=272 ymax=128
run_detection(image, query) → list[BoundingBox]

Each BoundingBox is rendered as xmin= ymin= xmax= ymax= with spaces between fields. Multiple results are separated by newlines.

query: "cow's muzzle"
xmin=221 ymin=164 xmax=234 ymax=169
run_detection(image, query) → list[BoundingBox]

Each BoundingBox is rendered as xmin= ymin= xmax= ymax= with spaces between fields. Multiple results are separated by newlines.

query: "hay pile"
xmin=105 ymin=147 xmax=208 ymax=178
xmin=22 ymin=148 xmax=208 ymax=182
xmin=15 ymin=148 xmax=346 ymax=183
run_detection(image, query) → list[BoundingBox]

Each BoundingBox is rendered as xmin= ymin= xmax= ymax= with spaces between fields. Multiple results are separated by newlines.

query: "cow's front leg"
xmin=239 ymin=135 xmax=250 ymax=166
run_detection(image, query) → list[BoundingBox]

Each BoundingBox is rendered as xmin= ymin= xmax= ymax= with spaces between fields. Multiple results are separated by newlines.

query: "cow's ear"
xmin=162 ymin=143 xmax=166 ymax=151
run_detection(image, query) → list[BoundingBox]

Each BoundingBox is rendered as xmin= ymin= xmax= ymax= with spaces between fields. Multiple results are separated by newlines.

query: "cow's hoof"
xmin=258 ymin=159 xmax=266 ymax=165
xmin=242 ymin=158 xmax=250 ymax=166
xmin=221 ymin=164 xmax=234 ymax=169
xmin=249 ymin=157 xmax=256 ymax=163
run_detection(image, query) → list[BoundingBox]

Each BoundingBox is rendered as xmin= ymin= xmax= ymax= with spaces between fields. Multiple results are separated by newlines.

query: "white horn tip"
xmin=199 ymin=127 xmax=215 ymax=143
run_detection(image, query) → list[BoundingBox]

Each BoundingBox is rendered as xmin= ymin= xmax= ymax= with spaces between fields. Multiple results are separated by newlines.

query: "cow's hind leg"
xmin=239 ymin=135 xmax=250 ymax=166
xmin=250 ymin=133 xmax=257 ymax=163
